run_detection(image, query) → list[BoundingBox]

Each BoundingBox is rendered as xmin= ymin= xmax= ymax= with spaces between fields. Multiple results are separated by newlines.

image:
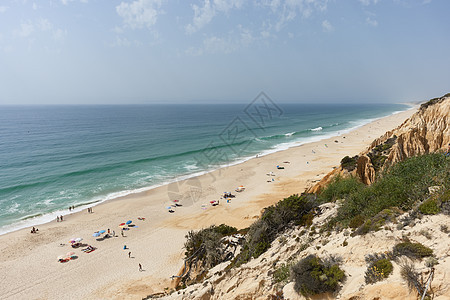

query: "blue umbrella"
xmin=92 ymin=232 xmax=101 ymax=237
xmin=126 ymin=220 xmax=132 ymax=225
xmin=99 ymin=230 xmax=106 ymax=234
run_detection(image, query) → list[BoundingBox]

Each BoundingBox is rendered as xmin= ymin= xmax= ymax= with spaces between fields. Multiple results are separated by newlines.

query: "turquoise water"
xmin=0 ymin=102 xmax=409 ymax=234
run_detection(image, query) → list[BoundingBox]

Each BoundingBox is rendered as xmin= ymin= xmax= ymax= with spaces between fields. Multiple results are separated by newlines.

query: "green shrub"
xmin=213 ymin=224 xmax=238 ymax=235
xmin=365 ymin=258 xmax=393 ymax=284
xmin=318 ymin=176 xmax=364 ymax=203
xmin=328 ymin=153 xmax=450 ymax=232
xmin=341 ymin=155 xmax=358 ymax=171
xmin=291 ymin=255 xmax=345 ymax=296
xmin=183 ymin=224 xmax=238 ymax=270
xmin=235 ymin=194 xmax=318 ymax=266
xmin=273 ymin=263 xmax=290 ymax=283
xmin=349 ymin=215 xmax=364 ymax=228
xmin=393 ymin=241 xmax=433 ymax=259
xmin=419 ymin=199 xmax=440 ymax=215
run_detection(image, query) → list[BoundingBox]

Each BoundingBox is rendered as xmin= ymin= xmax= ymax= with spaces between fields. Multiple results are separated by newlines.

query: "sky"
xmin=0 ymin=0 xmax=449 ymax=105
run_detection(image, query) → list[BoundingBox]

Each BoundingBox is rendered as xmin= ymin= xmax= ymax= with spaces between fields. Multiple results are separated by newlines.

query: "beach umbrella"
xmin=210 ymin=200 xmax=215 ymax=204
xmin=99 ymin=230 xmax=106 ymax=234
xmin=69 ymin=238 xmax=76 ymax=244
xmin=75 ymin=238 xmax=83 ymax=243
xmin=126 ymin=220 xmax=132 ymax=225
xmin=93 ymin=232 xmax=101 ymax=237
xmin=119 ymin=223 xmax=125 ymax=226
xmin=172 ymin=199 xmax=180 ymax=203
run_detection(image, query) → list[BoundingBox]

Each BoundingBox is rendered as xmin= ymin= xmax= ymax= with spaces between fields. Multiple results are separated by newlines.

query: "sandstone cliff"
xmin=309 ymin=94 xmax=450 ymax=193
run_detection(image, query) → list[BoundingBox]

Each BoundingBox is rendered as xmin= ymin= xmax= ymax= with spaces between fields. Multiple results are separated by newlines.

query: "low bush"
xmin=318 ymin=176 xmax=364 ymax=203
xmin=184 ymin=224 xmax=237 ymax=270
xmin=234 ymin=194 xmax=318 ymax=266
xmin=419 ymin=198 xmax=440 ymax=215
xmin=393 ymin=241 xmax=433 ymax=259
xmin=365 ymin=258 xmax=393 ymax=284
xmin=291 ymin=255 xmax=345 ymax=296
xmin=340 ymin=155 xmax=358 ymax=171
xmin=327 ymin=153 xmax=449 ymax=233
xmin=273 ymin=263 xmax=290 ymax=283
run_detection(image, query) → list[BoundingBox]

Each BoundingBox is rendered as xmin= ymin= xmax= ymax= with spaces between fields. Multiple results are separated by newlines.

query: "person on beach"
xmin=112 ymin=230 xmax=115 ymax=237
xmin=139 ymin=263 xmax=142 ymax=271
xmin=69 ymin=206 xmax=71 ymax=211
xmin=128 ymin=251 xmax=131 ymax=258
xmin=60 ymin=215 xmax=63 ymax=221
xmin=56 ymin=216 xmax=60 ymax=222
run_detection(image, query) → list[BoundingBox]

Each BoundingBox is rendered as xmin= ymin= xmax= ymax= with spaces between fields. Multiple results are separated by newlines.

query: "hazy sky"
xmin=0 ymin=0 xmax=449 ymax=104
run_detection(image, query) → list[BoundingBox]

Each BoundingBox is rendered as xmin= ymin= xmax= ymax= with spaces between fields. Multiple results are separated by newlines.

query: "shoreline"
xmin=0 ymin=104 xmax=414 ymax=237
xmin=0 ymin=106 xmax=417 ymax=300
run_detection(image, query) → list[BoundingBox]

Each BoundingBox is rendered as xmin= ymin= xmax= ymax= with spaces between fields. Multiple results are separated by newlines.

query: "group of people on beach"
xmin=56 ymin=215 xmax=64 ymax=222
xmin=68 ymin=205 xmax=75 ymax=211
xmin=87 ymin=207 xmax=93 ymax=213
xmin=30 ymin=226 xmax=38 ymax=233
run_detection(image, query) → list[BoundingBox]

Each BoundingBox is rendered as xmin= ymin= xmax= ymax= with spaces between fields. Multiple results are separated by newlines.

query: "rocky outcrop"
xmin=309 ymin=94 xmax=450 ymax=192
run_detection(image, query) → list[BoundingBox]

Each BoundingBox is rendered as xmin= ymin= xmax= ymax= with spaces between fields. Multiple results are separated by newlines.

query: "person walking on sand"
xmin=139 ymin=263 xmax=142 ymax=271
xmin=56 ymin=216 xmax=60 ymax=222
xmin=128 ymin=251 xmax=131 ymax=258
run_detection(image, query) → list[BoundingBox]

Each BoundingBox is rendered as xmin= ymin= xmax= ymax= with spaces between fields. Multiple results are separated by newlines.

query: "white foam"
xmin=310 ymin=127 xmax=323 ymax=131
xmin=285 ymin=132 xmax=295 ymax=137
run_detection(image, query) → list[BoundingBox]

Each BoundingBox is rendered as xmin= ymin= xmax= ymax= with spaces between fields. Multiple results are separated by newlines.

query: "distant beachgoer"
xmin=121 ymin=230 xmax=124 ymax=237
xmin=60 ymin=215 xmax=63 ymax=221
xmin=107 ymin=229 xmax=110 ymax=234
xmin=56 ymin=216 xmax=60 ymax=222
xmin=139 ymin=263 xmax=142 ymax=271
xmin=69 ymin=206 xmax=71 ymax=211
xmin=128 ymin=251 xmax=131 ymax=258
xmin=72 ymin=205 xmax=75 ymax=210
xmin=113 ymin=230 xmax=115 ymax=237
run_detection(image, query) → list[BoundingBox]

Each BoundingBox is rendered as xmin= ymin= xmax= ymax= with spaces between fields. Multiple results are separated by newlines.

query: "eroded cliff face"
xmin=309 ymin=95 xmax=450 ymax=193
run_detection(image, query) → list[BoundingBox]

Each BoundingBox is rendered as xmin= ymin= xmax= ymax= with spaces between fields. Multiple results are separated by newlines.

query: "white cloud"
xmin=0 ymin=6 xmax=8 ymax=13
xmin=38 ymin=18 xmax=53 ymax=31
xmin=186 ymin=0 xmax=215 ymax=34
xmin=16 ymin=21 xmax=35 ymax=37
xmin=185 ymin=0 xmax=244 ymax=34
xmin=322 ymin=20 xmax=334 ymax=32
xmin=116 ymin=0 xmax=164 ymax=29
xmin=187 ymin=25 xmax=254 ymax=55
xmin=61 ymin=0 xmax=88 ymax=5
xmin=261 ymin=0 xmax=329 ymax=31
xmin=358 ymin=0 xmax=379 ymax=5
xmin=366 ymin=17 xmax=378 ymax=26
xmin=53 ymin=28 xmax=67 ymax=41
xmin=32 ymin=3 xmax=38 ymax=10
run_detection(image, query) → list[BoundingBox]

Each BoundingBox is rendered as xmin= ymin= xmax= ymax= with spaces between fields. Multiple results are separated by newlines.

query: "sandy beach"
xmin=0 ymin=107 xmax=417 ymax=300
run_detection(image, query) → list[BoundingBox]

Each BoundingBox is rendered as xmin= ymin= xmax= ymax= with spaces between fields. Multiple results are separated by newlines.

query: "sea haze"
xmin=0 ymin=103 xmax=409 ymax=234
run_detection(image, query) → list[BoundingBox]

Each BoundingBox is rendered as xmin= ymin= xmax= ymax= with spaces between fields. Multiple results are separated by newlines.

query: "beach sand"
xmin=0 ymin=108 xmax=416 ymax=300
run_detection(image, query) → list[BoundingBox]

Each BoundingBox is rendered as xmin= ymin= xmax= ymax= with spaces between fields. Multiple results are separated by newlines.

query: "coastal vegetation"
xmin=291 ymin=254 xmax=345 ymax=296
xmin=323 ymin=153 xmax=449 ymax=233
xmin=175 ymin=154 xmax=448 ymax=296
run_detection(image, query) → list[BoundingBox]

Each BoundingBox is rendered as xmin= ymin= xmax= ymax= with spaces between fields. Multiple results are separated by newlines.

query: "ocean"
xmin=0 ymin=102 xmax=409 ymax=234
